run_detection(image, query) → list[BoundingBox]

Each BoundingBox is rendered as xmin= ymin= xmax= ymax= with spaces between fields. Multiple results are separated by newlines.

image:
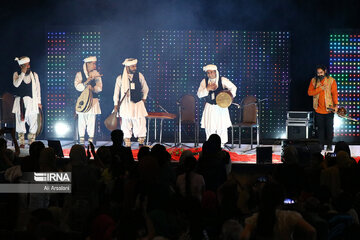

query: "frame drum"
xmin=216 ymin=90 xmax=233 ymax=108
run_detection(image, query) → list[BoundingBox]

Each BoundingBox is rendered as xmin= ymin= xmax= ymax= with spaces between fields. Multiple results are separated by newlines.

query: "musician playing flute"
xmin=113 ymin=58 xmax=149 ymax=148
xmin=308 ymin=64 xmax=338 ymax=151
xmin=12 ymin=56 xmax=42 ymax=148
xmin=74 ymin=56 xmax=102 ymax=145
xmin=197 ymin=64 xmax=237 ymax=147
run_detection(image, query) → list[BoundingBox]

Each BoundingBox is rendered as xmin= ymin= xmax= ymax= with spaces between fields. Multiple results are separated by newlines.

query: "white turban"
xmin=203 ymin=64 xmax=217 ymax=72
xmin=203 ymin=64 xmax=219 ymax=81
xmin=83 ymin=56 xmax=97 ymax=78
xmin=14 ymin=57 xmax=30 ymax=66
xmin=120 ymin=58 xmax=138 ymax=103
xmin=83 ymin=56 xmax=97 ymax=63
xmin=122 ymin=58 xmax=138 ymax=66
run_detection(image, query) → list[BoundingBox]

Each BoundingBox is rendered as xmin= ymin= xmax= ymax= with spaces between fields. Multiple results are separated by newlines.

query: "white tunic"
xmin=197 ymin=77 xmax=237 ymax=130
xmin=113 ymin=72 xmax=149 ymax=119
xmin=12 ymin=71 xmax=41 ymax=118
xmin=74 ymin=72 xmax=102 ymax=114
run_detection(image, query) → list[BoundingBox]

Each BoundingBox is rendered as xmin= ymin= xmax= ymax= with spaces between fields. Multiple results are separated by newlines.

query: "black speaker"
xmin=256 ymin=147 xmax=272 ymax=164
xmin=287 ymin=125 xmax=313 ymax=139
xmin=47 ymin=140 xmax=64 ymax=158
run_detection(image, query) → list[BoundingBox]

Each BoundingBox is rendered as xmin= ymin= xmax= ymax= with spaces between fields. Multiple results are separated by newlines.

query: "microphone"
xmin=158 ymin=104 xmax=169 ymax=113
xmin=148 ymin=96 xmax=169 ymax=113
xmin=232 ymin=103 xmax=241 ymax=108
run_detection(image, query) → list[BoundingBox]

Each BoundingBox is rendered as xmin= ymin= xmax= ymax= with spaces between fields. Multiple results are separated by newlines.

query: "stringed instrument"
xmin=104 ymin=89 xmax=130 ymax=131
xmin=75 ymin=73 xmax=102 ymax=113
xmin=327 ymin=106 xmax=358 ymax=122
xmin=75 ymin=85 xmax=93 ymax=113
xmin=36 ymin=107 xmax=44 ymax=137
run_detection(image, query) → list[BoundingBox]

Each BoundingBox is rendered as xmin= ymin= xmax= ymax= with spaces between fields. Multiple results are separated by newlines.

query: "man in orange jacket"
xmin=308 ymin=65 xmax=338 ymax=151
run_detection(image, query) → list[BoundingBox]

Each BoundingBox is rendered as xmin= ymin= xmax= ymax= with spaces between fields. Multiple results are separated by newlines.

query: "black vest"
xmin=17 ymin=72 xmax=32 ymax=98
xmin=129 ymin=72 xmax=143 ymax=103
xmin=81 ymin=71 xmax=99 ymax=98
xmin=205 ymin=77 xmax=224 ymax=104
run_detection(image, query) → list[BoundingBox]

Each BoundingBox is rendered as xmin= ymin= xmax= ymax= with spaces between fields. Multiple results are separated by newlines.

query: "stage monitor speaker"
xmin=256 ymin=147 xmax=272 ymax=164
xmin=281 ymin=139 xmax=321 ymax=165
xmin=287 ymin=124 xmax=313 ymax=139
xmin=47 ymin=140 xmax=64 ymax=158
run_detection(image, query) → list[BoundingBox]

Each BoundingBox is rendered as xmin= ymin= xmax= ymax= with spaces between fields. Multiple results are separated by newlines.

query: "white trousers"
xmin=121 ymin=117 xmax=147 ymax=139
xmin=205 ymin=128 xmax=228 ymax=145
xmin=78 ymin=113 xmax=96 ymax=138
xmin=15 ymin=113 xmax=38 ymax=134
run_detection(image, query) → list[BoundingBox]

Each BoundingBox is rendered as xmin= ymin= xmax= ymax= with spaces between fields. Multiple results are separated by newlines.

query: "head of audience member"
xmin=39 ymin=147 xmax=57 ymax=172
xmin=310 ymin=152 xmax=325 ymax=169
xmin=96 ymin=146 xmax=112 ymax=167
xmin=208 ymin=134 xmax=222 ymax=152
xmin=22 ymin=141 xmax=45 ymax=172
xmin=201 ymin=141 xmax=214 ymax=156
xmin=179 ymin=150 xmax=194 ymax=165
xmin=0 ymin=138 xmax=6 ymax=152
xmin=111 ymin=129 xmax=124 ymax=146
xmin=221 ymin=219 xmax=244 ymax=240
xmin=183 ymin=156 xmax=197 ymax=173
xmin=334 ymin=141 xmax=351 ymax=157
xmin=29 ymin=141 xmax=45 ymax=159
xmin=151 ymin=144 xmax=171 ymax=166
xmin=138 ymin=146 xmax=150 ymax=162
xmin=69 ymin=144 xmax=87 ymax=166
xmin=336 ymin=150 xmax=355 ymax=168
xmin=281 ymin=145 xmax=299 ymax=164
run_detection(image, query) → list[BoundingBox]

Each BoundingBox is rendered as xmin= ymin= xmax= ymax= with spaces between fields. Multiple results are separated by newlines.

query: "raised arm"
xmin=13 ymin=72 xmax=25 ymax=87
xmin=93 ymin=77 xmax=103 ymax=93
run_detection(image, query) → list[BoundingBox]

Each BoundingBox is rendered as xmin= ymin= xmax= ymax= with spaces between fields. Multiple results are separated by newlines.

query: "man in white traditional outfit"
xmin=197 ymin=64 xmax=237 ymax=146
xmin=12 ymin=56 xmax=42 ymax=148
xmin=74 ymin=56 xmax=102 ymax=145
xmin=113 ymin=58 xmax=149 ymax=148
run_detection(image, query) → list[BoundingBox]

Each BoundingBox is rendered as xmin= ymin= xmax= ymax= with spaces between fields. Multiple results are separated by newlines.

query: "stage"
xmin=10 ymin=141 xmax=360 ymax=164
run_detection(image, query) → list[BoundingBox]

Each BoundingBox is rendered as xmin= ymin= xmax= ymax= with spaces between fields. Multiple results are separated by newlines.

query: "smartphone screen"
xmin=257 ymin=176 xmax=268 ymax=183
xmin=284 ymin=198 xmax=295 ymax=204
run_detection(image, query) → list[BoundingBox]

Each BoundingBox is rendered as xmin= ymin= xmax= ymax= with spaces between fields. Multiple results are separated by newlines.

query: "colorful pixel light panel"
xmin=330 ymin=32 xmax=360 ymax=139
xmin=141 ymin=30 xmax=290 ymax=140
xmin=46 ymin=31 xmax=101 ymax=138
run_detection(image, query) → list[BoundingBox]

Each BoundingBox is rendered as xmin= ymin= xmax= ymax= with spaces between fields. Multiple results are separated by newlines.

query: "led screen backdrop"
xmin=329 ymin=32 xmax=360 ymax=140
xmin=141 ymin=30 xmax=290 ymax=140
xmin=46 ymin=28 xmax=101 ymax=139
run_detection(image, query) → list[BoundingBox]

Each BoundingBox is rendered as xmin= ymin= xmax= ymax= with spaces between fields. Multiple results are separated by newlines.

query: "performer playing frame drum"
xmin=197 ymin=64 xmax=237 ymax=146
